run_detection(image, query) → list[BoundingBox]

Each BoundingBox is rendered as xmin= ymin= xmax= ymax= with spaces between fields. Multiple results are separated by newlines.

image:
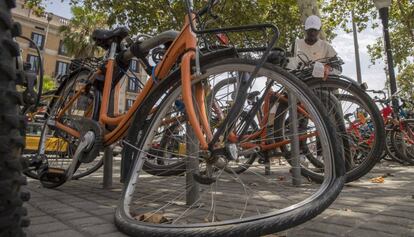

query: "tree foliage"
xmin=59 ymin=6 xmax=108 ymax=58
xmin=322 ymin=0 xmax=413 ymax=70
xmin=42 ymin=75 xmax=56 ymax=92
xmin=78 ymin=0 xmax=333 ymax=49
xmin=397 ymin=63 xmax=414 ymax=104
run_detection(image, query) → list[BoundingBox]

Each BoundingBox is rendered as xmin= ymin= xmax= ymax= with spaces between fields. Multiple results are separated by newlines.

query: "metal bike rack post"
xmin=103 ymin=146 xmax=113 ymax=189
xmin=264 ymin=155 xmax=271 ymax=175
xmin=288 ymin=93 xmax=302 ymax=186
xmin=186 ymin=123 xmax=200 ymax=206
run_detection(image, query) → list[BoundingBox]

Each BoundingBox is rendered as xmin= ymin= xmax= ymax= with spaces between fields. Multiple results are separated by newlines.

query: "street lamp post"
xmin=43 ymin=12 xmax=53 ymax=61
xmin=373 ymin=0 xmax=399 ymax=114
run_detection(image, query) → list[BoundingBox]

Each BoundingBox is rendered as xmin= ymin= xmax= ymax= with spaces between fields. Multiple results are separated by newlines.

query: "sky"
xmin=45 ymin=1 xmax=388 ymax=91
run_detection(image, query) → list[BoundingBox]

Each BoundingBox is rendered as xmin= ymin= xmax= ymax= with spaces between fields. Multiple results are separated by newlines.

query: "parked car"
xmin=24 ymin=122 xmax=68 ymax=154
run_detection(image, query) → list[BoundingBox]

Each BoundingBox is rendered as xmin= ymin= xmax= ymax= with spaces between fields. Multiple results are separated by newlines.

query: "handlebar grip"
xmin=120 ymin=30 xmax=180 ymax=63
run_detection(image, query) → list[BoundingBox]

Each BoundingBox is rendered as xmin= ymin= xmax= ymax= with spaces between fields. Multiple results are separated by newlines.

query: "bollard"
xmin=103 ymin=146 xmax=113 ymax=189
xmin=264 ymin=155 xmax=271 ymax=175
xmin=186 ymin=123 xmax=200 ymax=206
xmin=288 ymin=93 xmax=302 ymax=186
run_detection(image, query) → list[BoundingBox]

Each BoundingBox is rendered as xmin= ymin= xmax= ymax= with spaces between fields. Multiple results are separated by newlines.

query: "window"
xmin=30 ymin=32 xmax=44 ymax=50
xmin=125 ymin=99 xmax=134 ymax=110
xmin=26 ymin=54 xmax=39 ymax=72
xmin=55 ymin=61 xmax=69 ymax=76
xmin=127 ymin=77 xmax=138 ymax=92
xmin=58 ymin=40 xmax=67 ymax=55
xmin=130 ymin=59 xmax=139 ymax=72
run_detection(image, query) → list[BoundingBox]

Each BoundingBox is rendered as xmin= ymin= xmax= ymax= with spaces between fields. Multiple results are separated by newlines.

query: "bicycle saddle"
xmin=92 ymin=27 xmax=129 ymax=49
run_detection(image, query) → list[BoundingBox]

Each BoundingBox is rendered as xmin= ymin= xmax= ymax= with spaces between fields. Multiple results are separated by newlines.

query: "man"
xmin=297 ymin=15 xmax=338 ymax=62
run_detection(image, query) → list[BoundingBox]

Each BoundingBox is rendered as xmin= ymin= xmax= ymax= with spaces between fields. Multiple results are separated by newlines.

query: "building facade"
xmin=12 ymin=0 xmax=147 ymax=114
xmin=12 ymin=0 xmax=72 ymax=78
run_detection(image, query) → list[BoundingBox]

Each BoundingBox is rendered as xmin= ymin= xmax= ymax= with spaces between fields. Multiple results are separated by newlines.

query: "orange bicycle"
xmin=32 ymin=0 xmax=345 ymax=236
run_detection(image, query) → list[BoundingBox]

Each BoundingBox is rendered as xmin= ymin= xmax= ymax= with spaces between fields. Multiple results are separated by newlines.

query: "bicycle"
xmin=31 ymin=0 xmax=345 ymax=236
xmin=203 ymin=52 xmax=385 ymax=183
xmin=371 ymin=90 xmax=414 ymax=165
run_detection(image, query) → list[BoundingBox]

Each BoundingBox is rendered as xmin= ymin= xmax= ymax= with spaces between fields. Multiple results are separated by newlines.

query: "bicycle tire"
xmin=116 ymin=58 xmax=345 ymax=237
xmin=390 ymin=120 xmax=414 ymax=165
xmin=384 ymin=129 xmax=407 ymax=164
xmin=0 ymin=0 xmax=30 ymax=235
xmin=276 ymin=77 xmax=385 ymax=183
xmin=35 ymin=70 xmax=100 ymax=188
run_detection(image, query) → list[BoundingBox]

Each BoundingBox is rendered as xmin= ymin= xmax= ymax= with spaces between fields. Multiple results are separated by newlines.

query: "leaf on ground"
xmin=277 ymin=176 xmax=286 ymax=181
xmin=134 ymin=213 xmax=170 ymax=224
xmin=370 ymin=176 xmax=385 ymax=183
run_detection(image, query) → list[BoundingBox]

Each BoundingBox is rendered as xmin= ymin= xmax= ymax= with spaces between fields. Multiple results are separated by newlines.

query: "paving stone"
xmin=67 ymin=216 xmax=107 ymax=227
xmin=89 ymin=207 xmax=115 ymax=215
xmin=26 ymin=160 xmax=414 ymax=237
xmin=36 ymin=229 xmax=86 ymax=237
xmin=359 ymin=222 xmax=412 ymax=235
xmin=30 ymin=222 xmax=70 ymax=234
xmin=345 ymin=228 xmax=396 ymax=237
xmin=371 ymin=214 xmax=413 ymax=226
xmin=99 ymin=232 xmax=129 ymax=237
xmin=380 ymin=210 xmax=414 ymax=220
xmin=30 ymin=215 xmax=58 ymax=225
xmin=101 ymin=214 xmax=115 ymax=222
xmin=80 ymin=223 xmax=118 ymax=235
xmin=54 ymin=211 xmax=92 ymax=221
xmin=301 ymin=222 xmax=351 ymax=235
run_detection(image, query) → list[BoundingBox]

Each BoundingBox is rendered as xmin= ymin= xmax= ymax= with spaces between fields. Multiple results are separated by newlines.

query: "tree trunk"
xmin=296 ymin=0 xmax=326 ymax=40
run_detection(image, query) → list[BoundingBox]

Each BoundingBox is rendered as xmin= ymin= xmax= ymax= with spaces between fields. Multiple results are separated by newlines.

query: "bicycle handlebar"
xmin=120 ymin=30 xmax=180 ymax=63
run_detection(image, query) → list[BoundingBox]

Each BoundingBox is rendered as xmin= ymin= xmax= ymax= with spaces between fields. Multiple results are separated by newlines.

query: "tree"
xmin=79 ymin=0 xmax=327 ymax=49
xmin=59 ymin=6 xmax=108 ymax=58
xmin=42 ymin=75 xmax=56 ymax=92
xmin=397 ymin=63 xmax=414 ymax=107
xmin=322 ymin=0 xmax=413 ymax=95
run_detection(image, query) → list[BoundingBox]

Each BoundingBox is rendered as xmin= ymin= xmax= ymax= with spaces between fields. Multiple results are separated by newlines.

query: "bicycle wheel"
xmin=35 ymin=70 xmax=101 ymax=188
xmin=276 ymin=77 xmax=385 ymax=183
xmin=116 ymin=58 xmax=345 ymax=237
xmin=384 ymin=129 xmax=407 ymax=164
xmin=0 ymin=1 xmax=30 ymax=235
xmin=390 ymin=119 xmax=414 ymax=165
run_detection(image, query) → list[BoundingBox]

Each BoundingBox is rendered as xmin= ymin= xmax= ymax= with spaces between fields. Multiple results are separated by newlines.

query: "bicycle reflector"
xmin=216 ymin=33 xmax=229 ymax=45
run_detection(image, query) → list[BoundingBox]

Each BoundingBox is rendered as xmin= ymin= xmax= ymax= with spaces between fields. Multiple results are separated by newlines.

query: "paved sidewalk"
xmin=24 ymin=160 xmax=414 ymax=237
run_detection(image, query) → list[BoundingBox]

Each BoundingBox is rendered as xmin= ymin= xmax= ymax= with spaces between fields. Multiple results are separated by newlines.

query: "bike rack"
xmin=103 ymin=146 xmax=114 ymax=189
xmin=186 ymin=123 xmax=200 ymax=205
xmin=288 ymin=93 xmax=302 ymax=186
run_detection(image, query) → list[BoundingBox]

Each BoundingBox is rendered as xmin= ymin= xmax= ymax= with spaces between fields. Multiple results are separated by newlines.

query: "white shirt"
xmin=297 ymin=39 xmax=337 ymax=62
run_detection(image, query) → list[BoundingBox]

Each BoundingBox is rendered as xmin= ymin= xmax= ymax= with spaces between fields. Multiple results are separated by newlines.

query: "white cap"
xmin=305 ymin=15 xmax=322 ymax=30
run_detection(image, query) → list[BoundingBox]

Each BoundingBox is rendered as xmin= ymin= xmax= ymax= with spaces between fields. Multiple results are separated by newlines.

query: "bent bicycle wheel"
xmin=116 ymin=58 xmax=345 ymax=237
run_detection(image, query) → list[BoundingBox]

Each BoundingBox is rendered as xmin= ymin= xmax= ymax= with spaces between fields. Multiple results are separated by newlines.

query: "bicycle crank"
xmin=65 ymin=130 xmax=95 ymax=180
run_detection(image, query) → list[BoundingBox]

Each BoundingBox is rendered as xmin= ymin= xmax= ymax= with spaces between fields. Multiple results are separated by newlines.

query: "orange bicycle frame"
xmin=55 ymin=13 xmax=212 ymax=149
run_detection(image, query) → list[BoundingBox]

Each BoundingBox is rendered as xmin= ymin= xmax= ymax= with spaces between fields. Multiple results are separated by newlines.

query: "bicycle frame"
xmin=52 ymin=13 xmax=213 ymax=150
